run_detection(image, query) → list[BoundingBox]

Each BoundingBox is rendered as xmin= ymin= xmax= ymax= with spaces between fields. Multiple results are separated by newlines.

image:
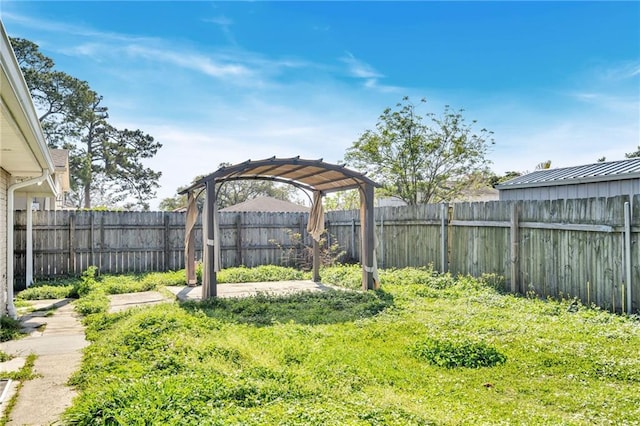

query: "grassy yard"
xmin=61 ymin=267 xmax=639 ymax=425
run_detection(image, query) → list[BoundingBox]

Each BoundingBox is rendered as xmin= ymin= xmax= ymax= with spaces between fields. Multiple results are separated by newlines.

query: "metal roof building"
xmin=496 ymin=158 xmax=640 ymax=202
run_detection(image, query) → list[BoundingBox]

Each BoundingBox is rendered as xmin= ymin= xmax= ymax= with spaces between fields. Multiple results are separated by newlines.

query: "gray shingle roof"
xmin=49 ymin=149 xmax=69 ymax=170
xmin=496 ymin=158 xmax=640 ymax=189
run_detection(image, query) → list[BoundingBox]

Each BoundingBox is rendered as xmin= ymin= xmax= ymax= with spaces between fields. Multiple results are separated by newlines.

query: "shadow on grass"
xmin=179 ymin=289 xmax=394 ymax=326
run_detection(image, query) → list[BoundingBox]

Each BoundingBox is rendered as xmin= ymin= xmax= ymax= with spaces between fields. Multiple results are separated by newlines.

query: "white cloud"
xmin=204 ymin=16 xmax=234 ymax=27
xmin=341 ymin=51 xmax=383 ymax=80
xmin=202 ymin=15 xmax=236 ymax=45
xmin=2 ymin=11 xmax=157 ymax=45
xmin=123 ymin=44 xmax=252 ymax=79
xmin=598 ymin=61 xmax=640 ymax=82
xmin=340 ymin=52 xmax=403 ymax=93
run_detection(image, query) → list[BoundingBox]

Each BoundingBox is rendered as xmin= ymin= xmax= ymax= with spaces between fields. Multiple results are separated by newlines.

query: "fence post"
xmin=440 ymin=202 xmax=449 ymax=273
xmin=510 ymin=203 xmax=520 ymax=293
xmin=164 ymin=212 xmax=171 ymax=271
xmin=236 ymin=214 xmax=242 ymax=266
xmin=89 ymin=211 xmax=95 ymax=267
xmin=69 ymin=212 xmax=76 ymax=275
xmin=624 ymin=201 xmax=632 ymax=314
xmin=100 ymin=215 xmax=105 ymax=270
xmin=351 ymin=218 xmax=356 ymax=260
xmin=380 ymin=215 xmax=384 ymax=270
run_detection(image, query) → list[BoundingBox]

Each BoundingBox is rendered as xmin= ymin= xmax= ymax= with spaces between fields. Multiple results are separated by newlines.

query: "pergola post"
xmin=203 ymin=181 xmax=217 ymax=298
xmin=185 ymin=191 xmax=197 ymax=286
xmin=312 ymin=239 xmax=321 ymax=282
xmin=360 ymin=183 xmax=376 ymax=290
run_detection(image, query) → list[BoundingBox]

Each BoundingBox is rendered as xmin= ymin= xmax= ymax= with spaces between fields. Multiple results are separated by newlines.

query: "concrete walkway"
xmin=108 ymin=290 xmax=174 ymax=313
xmin=0 ymin=299 xmax=87 ymax=426
xmin=0 ymin=291 xmax=171 ymax=425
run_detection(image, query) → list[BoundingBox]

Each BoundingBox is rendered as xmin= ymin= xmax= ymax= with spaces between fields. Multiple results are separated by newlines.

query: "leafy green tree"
xmin=159 ymin=175 xmax=207 ymax=212
xmin=535 ymin=160 xmax=552 ymax=170
xmin=10 ymin=37 xmax=92 ymax=146
xmin=345 ymin=97 xmax=494 ymax=204
xmin=159 ymin=164 xmax=297 ymax=211
xmin=217 ymin=178 xmax=296 ymax=210
xmin=158 ymin=193 xmax=189 ymax=212
xmin=487 ymin=171 xmax=522 ymax=187
xmin=625 ymin=146 xmax=640 ymax=158
xmin=10 ymin=37 xmax=162 ymax=210
xmin=323 ymin=189 xmax=360 ymax=211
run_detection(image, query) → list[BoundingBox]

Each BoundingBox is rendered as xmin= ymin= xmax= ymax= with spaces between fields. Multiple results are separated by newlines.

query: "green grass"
xmin=216 ymin=265 xmax=311 ymax=283
xmin=0 ymin=317 xmax=25 ymax=342
xmin=16 ymin=284 xmax=76 ymax=300
xmin=181 ymin=289 xmax=393 ymax=327
xmin=63 ymin=267 xmax=640 ymax=425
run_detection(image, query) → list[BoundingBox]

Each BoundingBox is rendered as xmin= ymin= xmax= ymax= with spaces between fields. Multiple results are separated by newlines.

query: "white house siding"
xmin=0 ymin=168 xmax=8 ymax=315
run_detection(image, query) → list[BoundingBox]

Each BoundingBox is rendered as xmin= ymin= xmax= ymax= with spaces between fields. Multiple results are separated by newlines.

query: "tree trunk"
xmin=83 ymin=182 xmax=91 ymax=209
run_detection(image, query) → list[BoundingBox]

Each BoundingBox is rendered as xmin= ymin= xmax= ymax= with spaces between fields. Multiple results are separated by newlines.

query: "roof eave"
xmin=0 ymin=22 xmax=55 ymax=174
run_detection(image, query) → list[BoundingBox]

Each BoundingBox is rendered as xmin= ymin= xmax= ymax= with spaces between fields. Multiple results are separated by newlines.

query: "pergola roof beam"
xmin=179 ymin=157 xmax=379 ymax=195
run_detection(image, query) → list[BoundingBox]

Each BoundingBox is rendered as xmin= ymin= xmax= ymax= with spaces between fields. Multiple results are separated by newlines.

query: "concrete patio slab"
xmin=166 ymin=280 xmax=340 ymax=301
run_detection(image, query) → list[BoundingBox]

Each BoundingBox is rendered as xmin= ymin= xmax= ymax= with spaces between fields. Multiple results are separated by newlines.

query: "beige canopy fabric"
xmin=307 ymin=191 xmax=325 ymax=242
xmin=184 ymin=192 xmax=198 ymax=285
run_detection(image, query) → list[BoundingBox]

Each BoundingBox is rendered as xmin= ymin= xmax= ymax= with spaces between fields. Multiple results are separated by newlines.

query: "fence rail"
xmin=13 ymin=195 xmax=639 ymax=313
xmin=13 ymin=210 xmax=311 ymax=284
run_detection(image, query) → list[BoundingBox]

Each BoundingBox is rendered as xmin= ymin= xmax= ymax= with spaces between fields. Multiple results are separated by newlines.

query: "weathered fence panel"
xmin=448 ymin=201 xmax=511 ymax=279
xmin=13 ymin=210 xmax=310 ymax=285
xmin=13 ymin=195 xmax=639 ymax=313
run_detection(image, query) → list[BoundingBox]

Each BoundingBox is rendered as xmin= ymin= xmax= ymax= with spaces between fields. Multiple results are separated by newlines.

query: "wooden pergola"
xmin=179 ymin=157 xmax=381 ymax=299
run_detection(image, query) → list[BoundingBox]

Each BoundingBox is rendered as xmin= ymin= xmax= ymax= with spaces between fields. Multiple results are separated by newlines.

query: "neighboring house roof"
xmin=49 ymin=148 xmax=69 ymax=170
xmin=496 ymin=158 xmax=640 ymax=190
xmin=220 ymin=196 xmax=310 ymax=213
xmin=49 ymin=148 xmax=71 ymax=192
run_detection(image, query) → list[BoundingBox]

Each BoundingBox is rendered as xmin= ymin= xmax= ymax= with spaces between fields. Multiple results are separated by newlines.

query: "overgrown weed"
xmin=63 ymin=266 xmax=640 ymax=424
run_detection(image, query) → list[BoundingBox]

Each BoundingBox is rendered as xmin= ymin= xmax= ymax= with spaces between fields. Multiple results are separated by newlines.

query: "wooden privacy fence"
xmin=13 ymin=195 xmax=639 ymax=313
xmin=13 ymin=210 xmax=312 ymax=285
xmin=325 ymin=195 xmax=639 ymax=314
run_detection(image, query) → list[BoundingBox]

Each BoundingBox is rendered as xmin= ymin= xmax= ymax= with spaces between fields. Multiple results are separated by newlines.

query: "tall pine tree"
xmin=10 ymin=37 xmax=162 ymax=210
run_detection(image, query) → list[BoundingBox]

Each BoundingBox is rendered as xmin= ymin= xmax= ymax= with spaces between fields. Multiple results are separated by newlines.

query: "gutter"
xmin=6 ymin=170 xmax=50 ymax=319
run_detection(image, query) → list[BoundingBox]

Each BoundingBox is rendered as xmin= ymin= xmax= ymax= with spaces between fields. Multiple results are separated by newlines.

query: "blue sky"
xmin=2 ymin=1 xmax=639 ymax=209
